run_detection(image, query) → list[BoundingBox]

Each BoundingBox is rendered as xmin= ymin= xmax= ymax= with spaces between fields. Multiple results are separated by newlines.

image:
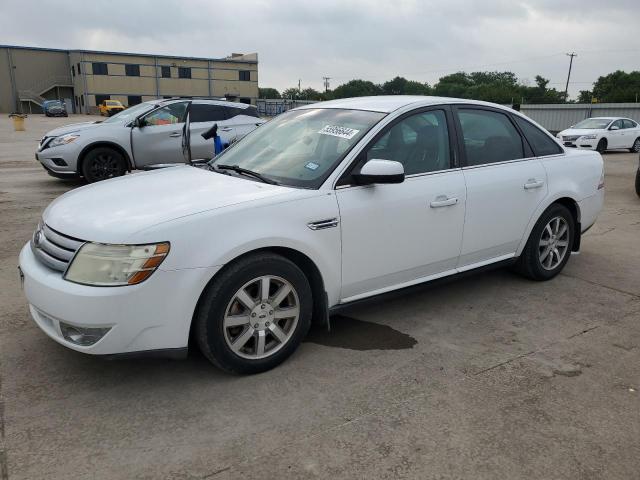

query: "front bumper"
xmin=560 ymin=137 xmax=598 ymax=150
xmin=19 ymin=243 xmax=220 ymax=355
xmin=36 ymin=143 xmax=81 ymax=174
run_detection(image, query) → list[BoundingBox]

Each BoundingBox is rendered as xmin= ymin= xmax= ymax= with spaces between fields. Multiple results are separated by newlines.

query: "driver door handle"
xmin=169 ymin=132 xmax=181 ymax=137
xmin=430 ymin=195 xmax=458 ymax=208
xmin=220 ymin=127 xmax=233 ymax=132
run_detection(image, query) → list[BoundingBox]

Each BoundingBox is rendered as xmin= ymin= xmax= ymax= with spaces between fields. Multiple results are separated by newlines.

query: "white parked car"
xmin=557 ymin=117 xmax=640 ymax=153
xmin=35 ymin=98 xmax=265 ymax=182
xmin=19 ymin=96 xmax=605 ymax=374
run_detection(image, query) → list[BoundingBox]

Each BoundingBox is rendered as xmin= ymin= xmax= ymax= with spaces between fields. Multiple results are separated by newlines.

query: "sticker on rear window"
xmin=318 ymin=125 xmax=360 ymax=139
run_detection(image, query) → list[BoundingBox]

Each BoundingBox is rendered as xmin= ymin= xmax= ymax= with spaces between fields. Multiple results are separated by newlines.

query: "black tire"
xmin=630 ymin=137 xmax=640 ymax=153
xmin=81 ymin=147 xmax=126 ymax=183
xmin=596 ymin=138 xmax=607 ymax=154
xmin=635 ymin=168 xmax=640 ymax=198
xmin=195 ymin=252 xmax=313 ymax=374
xmin=515 ymin=203 xmax=575 ymax=281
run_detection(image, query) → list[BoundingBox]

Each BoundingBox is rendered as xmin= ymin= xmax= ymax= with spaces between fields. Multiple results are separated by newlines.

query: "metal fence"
xmin=256 ymin=99 xmax=317 ymax=117
xmin=520 ymin=103 xmax=640 ymax=133
xmin=256 ymin=98 xmax=640 ymax=133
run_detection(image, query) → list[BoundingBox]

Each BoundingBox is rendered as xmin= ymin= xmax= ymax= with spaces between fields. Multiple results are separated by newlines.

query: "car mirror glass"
xmin=353 ymin=159 xmax=405 ymax=185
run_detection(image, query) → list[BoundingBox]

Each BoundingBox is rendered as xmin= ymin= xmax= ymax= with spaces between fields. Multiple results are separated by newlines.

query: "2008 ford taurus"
xmin=19 ymin=96 xmax=604 ymax=374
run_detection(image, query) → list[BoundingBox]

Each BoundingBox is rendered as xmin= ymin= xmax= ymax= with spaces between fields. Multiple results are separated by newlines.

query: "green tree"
xmin=589 ymin=70 xmax=640 ymax=103
xmin=330 ymin=79 xmax=382 ymax=99
xmin=281 ymin=87 xmax=303 ymax=100
xmin=381 ymin=76 xmax=431 ymax=95
xmin=258 ymin=87 xmax=280 ymax=99
xmin=300 ymin=88 xmax=324 ymax=101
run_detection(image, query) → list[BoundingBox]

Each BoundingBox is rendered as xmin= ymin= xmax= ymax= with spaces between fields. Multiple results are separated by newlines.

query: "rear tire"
xmin=195 ymin=253 xmax=312 ymax=374
xmin=596 ymin=138 xmax=607 ymax=153
xmin=630 ymin=137 xmax=640 ymax=153
xmin=515 ymin=204 xmax=575 ymax=281
xmin=81 ymin=147 xmax=126 ymax=183
xmin=635 ymin=168 xmax=640 ymax=198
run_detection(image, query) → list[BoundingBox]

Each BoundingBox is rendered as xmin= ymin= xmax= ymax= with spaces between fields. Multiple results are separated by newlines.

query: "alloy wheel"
xmin=223 ymin=275 xmax=300 ymax=359
xmin=538 ymin=216 xmax=570 ymax=270
xmin=89 ymin=154 xmax=119 ymax=180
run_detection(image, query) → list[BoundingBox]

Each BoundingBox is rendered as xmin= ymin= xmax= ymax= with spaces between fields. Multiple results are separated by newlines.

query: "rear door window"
xmin=190 ymin=104 xmax=229 ymax=122
xmin=622 ymin=119 xmax=637 ymax=129
xmin=457 ymin=109 xmax=525 ymax=166
xmin=513 ymin=116 xmax=563 ymax=156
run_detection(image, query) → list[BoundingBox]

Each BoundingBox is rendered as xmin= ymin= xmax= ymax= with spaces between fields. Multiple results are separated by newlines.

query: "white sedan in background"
xmin=557 ymin=117 xmax=640 ymax=153
xmin=20 ymin=96 xmax=605 ymax=374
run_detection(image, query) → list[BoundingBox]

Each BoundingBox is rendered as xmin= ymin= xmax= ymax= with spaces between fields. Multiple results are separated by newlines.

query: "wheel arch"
xmin=517 ymin=195 xmax=582 ymax=255
xmin=188 ymin=246 xmax=330 ymax=347
xmin=77 ymin=142 xmax=133 ymax=175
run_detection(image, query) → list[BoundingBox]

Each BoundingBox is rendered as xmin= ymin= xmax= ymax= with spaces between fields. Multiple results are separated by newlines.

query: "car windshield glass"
xmin=106 ymin=101 xmax=120 ymax=106
xmin=45 ymin=101 xmax=63 ymax=107
xmin=102 ymin=102 xmax=153 ymax=124
xmin=573 ymin=118 xmax=613 ymax=129
xmin=209 ymin=108 xmax=385 ymax=188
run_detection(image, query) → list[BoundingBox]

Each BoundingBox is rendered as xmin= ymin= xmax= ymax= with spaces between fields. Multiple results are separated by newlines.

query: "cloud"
xmin=1 ymin=0 xmax=638 ymax=97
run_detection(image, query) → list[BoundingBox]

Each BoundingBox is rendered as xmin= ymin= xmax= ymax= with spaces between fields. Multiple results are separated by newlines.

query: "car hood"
xmin=558 ymin=128 xmax=602 ymax=137
xmin=45 ymin=121 xmax=105 ymax=137
xmin=43 ymin=166 xmax=293 ymax=243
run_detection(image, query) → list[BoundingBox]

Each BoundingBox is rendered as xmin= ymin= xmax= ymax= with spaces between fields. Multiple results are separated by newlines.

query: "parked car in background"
xmin=20 ymin=96 xmax=605 ymax=374
xmin=35 ymin=98 xmax=265 ymax=182
xmin=43 ymin=100 xmax=68 ymax=117
xmin=98 ymin=100 xmax=125 ymax=116
xmin=557 ymin=117 xmax=640 ymax=153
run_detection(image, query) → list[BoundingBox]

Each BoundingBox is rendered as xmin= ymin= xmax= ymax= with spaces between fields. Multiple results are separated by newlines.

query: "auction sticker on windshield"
xmin=318 ymin=125 xmax=360 ymax=139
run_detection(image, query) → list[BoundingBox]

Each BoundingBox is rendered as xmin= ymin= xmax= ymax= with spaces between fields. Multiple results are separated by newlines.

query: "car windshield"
xmin=106 ymin=101 xmax=120 ymax=106
xmin=102 ymin=102 xmax=154 ymax=124
xmin=573 ymin=118 xmax=613 ymax=129
xmin=45 ymin=101 xmax=63 ymax=107
xmin=209 ymin=108 xmax=385 ymax=188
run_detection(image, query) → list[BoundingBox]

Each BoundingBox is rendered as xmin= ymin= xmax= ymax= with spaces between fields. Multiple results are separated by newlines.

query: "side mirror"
xmin=133 ymin=117 xmax=145 ymax=128
xmin=353 ymin=159 xmax=404 ymax=185
xmin=609 ymin=125 xmax=619 ymax=131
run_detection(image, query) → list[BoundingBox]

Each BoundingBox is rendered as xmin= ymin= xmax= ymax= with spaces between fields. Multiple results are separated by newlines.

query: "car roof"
xmin=295 ymin=95 xmax=512 ymax=113
xmin=151 ymin=98 xmax=252 ymax=109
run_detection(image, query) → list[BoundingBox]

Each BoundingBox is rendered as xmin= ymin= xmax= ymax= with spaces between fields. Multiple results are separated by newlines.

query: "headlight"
xmin=64 ymin=242 xmax=170 ymax=286
xmin=49 ymin=134 xmax=80 ymax=147
xmin=580 ymin=134 xmax=598 ymax=140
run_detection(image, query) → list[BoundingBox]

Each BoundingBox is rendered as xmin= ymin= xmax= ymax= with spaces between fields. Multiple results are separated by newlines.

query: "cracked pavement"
xmin=0 ymin=116 xmax=639 ymax=479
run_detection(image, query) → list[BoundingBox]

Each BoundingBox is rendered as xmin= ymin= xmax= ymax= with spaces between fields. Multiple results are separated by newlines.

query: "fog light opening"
xmin=51 ymin=158 xmax=68 ymax=167
xmin=59 ymin=322 xmax=111 ymax=346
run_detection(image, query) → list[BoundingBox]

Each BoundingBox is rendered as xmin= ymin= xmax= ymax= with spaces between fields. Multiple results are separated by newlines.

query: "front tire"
xmin=81 ymin=147 xmax=126 ymax=183
xmin=195 ymin=253 xmax=312 ymax=374
xmin=515 ymin=204 xmax=575 ymax=281
xmin=630 ymin=137 xmax=640 ymax=153
xmin=596 ymin=138 xmax=607 ymax=153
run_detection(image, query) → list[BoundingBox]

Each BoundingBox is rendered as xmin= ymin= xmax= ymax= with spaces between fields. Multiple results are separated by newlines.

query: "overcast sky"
xmin=1 ymin=0 xmax=639 ymax=98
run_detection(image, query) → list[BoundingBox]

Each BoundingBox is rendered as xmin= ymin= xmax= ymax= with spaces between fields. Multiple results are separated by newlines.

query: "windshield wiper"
xmin=215 ymin=164 xmax=279 ymax=185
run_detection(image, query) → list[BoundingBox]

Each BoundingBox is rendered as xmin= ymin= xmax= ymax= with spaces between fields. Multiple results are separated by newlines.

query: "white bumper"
xmin=19 ymin=243 xmax=220 ymax=355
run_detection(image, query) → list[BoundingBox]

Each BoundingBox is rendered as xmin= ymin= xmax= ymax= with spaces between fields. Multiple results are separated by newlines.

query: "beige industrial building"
xmin=0 ymin=45 xmax=258 ymax=114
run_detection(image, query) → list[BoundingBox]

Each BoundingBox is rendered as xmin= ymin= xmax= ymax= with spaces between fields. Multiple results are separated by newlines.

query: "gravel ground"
xmin=0 ymin=114 xmax=639 ymax=480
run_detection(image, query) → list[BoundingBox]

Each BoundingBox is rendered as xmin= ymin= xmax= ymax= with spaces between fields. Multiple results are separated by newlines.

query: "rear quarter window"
xmin=514 ymin=116 xmax=563 ymax=157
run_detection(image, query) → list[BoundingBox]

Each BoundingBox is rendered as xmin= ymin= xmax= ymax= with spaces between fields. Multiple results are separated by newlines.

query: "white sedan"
xmin=557 ymin=117 xmax=640 ymax=153
xmin=19 ymin=96 xmax=605 ymax=374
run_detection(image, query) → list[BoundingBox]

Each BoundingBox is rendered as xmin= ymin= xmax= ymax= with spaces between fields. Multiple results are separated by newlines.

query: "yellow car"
xmin=99 ymin=100 xmax=125 ymax=116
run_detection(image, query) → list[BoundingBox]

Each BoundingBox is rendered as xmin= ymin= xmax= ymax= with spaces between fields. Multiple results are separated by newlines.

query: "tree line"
xmin=260 ymin=70 xmax=640 ymax=104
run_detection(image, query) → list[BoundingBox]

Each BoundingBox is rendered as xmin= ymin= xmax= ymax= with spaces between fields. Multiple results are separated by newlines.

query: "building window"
xmin=80 ymin=95 xmax=84 ymax=106
xmin=178 ymin=67 xmax=191 ymax=79
xmin=77 ymin=63 xmax=81 ymax=74
xmin=239 ymin=70 xmax=251 ymax=81
xmin=74 ymin=95 xmax=78 ymax=106
xmin=95 ymin=95 xmax=110 ymax=106
xmin=125 ymin=64 xmax=140 ymax=76
xmin=127 ymin=95 xmax=142 ymax=106
xmin=161 ymin=66 xmax=171 ymax=78
xmin=71 ymin=65 xmax=75 ymax=77
xmin=92 ymin=62 xmax=108 ymax=75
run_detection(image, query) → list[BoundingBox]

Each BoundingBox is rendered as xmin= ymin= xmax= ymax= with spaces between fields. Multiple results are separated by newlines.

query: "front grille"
xmin=563 ymin=135 xmax=579 ymax=142
xmin=31 ymin=223 xmax=84 ymax=272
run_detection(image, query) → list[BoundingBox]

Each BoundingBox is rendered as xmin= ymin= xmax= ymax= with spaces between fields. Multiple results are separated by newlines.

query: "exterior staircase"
xmin=18 ymin=75 xmax=73 ymax=110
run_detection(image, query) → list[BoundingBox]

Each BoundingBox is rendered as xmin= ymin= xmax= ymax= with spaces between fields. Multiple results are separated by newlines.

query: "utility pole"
xmin=298 ymin=79 xmax=301 ymax=93
xmin=564 ymin=52 xmax=577 ymax=102
xmin=322 ymin=76 xmax=331 ymax=92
